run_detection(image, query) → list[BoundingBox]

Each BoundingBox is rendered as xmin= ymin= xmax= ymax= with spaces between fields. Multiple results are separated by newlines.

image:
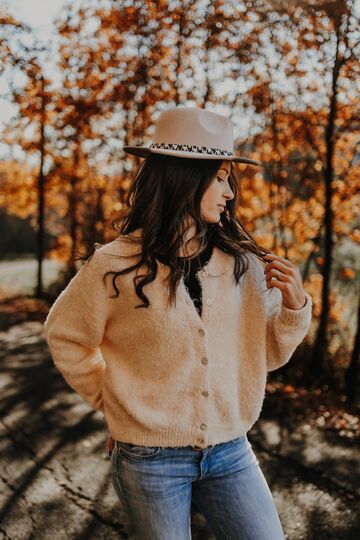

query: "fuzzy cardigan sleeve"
xmin=265 ymin=285 xmax=313 ymax=372
xmin=248 ymin=252 xmax=313 ymax=372
xmin=43 ymin=250 xmax=107 ymax=411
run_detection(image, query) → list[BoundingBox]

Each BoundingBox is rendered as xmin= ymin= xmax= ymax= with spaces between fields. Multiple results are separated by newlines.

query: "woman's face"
xmin=200 ymin=160 xmax=234 ymax=223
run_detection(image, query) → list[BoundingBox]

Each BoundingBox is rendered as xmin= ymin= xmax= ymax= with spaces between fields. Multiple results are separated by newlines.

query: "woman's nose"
xmin=224 ymin=187 xmax=234 ymax=201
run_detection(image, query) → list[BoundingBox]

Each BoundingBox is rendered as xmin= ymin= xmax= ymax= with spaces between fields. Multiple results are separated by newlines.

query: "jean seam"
xmin=194 ymin=485 xmax=231 ymax=540
xmin=110 ymin=464 xmax=137 ymax=537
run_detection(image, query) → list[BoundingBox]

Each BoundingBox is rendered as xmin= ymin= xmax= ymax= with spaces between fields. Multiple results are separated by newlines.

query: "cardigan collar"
xmin=123 ymin=227 xmax=233 ymax=279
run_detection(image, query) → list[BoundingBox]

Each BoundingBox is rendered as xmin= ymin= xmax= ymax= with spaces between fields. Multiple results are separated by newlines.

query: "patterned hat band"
xmin=149 ymin=142 xmax=233 ymax=157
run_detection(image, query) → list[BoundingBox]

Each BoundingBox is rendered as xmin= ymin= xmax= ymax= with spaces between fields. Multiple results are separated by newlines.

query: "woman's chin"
xmin=212 ymin=214 xmax=222 ymax=223
xmin=202 ymin=209 xmax=223 ymax=223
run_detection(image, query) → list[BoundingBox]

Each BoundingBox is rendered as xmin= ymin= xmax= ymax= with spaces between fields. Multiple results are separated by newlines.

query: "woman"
xmin=44 ymin=106 xmax=312 ymax=540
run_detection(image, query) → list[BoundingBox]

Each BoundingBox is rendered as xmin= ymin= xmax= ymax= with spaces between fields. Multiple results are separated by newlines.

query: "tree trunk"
xmin=68 ymin=148 xmax=80 ymax=276
xmin=36 ymin=76 xmax=46 ymax=299
xmin=308 ymin=33 xmax=343 ymax=385
xmin=345 ymin=282 xmax=360 ymax=408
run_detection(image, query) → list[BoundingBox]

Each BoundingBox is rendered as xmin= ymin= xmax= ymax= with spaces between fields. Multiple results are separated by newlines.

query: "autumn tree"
xmin=0 ymin=10 xmax=31 ymax=76
xmin=232 ymin=0 xmax=360 ymax=397
xmin=0 ymin=8 xmax=52 ymax=297
xmin=4 ymin=68 xmax=54 ymax=297
xmin=278 ymin=0 xmax=360 ymax=389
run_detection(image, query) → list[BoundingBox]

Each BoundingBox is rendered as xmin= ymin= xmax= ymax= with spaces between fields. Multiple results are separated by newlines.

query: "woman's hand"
xmin=263 ymin=253 xmax=307 ymax=310
xmin=107 ymin=435 xmax=115 ymax=456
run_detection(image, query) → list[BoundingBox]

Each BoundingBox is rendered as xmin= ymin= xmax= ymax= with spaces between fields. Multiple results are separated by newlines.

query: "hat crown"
xmin=153 ymin=107 xmax=234 ymax=153
xmin=122 ymin=105 xmax=260 ymax=166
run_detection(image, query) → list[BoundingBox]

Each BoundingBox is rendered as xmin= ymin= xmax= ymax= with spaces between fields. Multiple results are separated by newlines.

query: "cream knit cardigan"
xmin=44 ymin=230 xmax=313 ymax=448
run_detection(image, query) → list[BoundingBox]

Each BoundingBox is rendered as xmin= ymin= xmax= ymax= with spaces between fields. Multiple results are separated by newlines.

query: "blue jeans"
xmin=110 ymin=434 xmax=285 ymax=539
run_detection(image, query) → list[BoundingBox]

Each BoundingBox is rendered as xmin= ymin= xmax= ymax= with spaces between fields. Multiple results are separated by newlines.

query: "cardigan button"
xmin=200 ymin=423 xmax=207 ymax=431
xmin=205 ymin=298 xmax=213 ymax=305
xmin=201 ymin=357 xmax=208 ymax=365
xmin=202 ymin=391 xmax=209 ymax=397
xmin=198 ymin=328 xmax=205 ymax=336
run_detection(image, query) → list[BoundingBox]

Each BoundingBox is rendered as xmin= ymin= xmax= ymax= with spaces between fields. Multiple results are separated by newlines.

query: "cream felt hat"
xmin=122 ymin=106 xmax=260 ymax=166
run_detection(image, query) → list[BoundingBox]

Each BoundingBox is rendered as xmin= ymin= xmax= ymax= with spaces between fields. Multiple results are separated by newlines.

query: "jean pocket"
xmin=116 ymin=440 xmax=162 ymax=460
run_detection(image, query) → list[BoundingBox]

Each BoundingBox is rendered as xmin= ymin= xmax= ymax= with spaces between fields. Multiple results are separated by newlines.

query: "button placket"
xmin=195 ymin=273 xmax=210 ymax=447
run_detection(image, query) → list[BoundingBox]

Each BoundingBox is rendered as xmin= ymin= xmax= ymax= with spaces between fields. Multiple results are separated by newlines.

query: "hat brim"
xmin=122 ymin=146 xmax=260 ymax=166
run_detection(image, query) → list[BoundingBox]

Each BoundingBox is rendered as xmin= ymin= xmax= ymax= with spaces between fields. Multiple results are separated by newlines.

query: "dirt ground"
xmin=0 ymin=315 xmax=359 ymax=539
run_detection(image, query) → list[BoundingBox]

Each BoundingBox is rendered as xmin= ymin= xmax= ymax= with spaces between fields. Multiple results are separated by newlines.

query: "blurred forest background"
xmin=0 ymin=0 xmax=359 ymax=410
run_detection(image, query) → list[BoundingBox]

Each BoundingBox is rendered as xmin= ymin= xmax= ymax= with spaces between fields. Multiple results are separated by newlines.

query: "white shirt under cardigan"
xmin=43 ymin=229 xmax=313 ymax=449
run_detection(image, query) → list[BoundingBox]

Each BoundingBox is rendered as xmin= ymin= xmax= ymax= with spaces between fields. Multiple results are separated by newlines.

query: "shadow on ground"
xmin=0 ymin=320 xmax=359 ymax=539
xmin=0 ymin=321 xmax=215 ymax=539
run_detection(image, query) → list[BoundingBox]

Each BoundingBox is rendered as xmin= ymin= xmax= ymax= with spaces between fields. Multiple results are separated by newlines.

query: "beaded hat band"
xmin=150 ymin=142 xmax=234 ymax=157
xmin=122 ymin=106 xmax=260 ymax=166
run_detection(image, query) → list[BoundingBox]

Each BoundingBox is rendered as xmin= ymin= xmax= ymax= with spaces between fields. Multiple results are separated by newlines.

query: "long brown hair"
xmin=76 ymin=153 xmax=271 ymax=308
